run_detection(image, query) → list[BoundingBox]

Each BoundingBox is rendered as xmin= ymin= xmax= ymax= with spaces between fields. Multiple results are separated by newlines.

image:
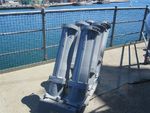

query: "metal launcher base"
xmin=39 ymin=99 xmax=78 ymax=113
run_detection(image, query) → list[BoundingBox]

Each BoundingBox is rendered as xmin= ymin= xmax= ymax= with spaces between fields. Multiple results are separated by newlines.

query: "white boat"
xmin=73 ymin=0 xmax=94 ymax=6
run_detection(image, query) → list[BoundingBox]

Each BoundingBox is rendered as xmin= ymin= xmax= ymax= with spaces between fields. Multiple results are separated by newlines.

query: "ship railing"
xmin=0 ymin=6 xmax=149 ymax=71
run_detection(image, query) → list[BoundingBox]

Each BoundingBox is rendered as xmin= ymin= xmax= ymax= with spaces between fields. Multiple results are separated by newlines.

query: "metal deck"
xmin=0 ymin=42 xmax=150 ymax=113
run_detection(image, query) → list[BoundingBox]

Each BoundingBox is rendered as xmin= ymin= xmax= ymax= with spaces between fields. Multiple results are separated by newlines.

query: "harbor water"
xmin=0 ymin=0 xmax=150 ymax=70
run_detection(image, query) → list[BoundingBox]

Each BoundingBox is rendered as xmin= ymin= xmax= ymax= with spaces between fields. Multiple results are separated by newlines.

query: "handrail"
xmin=0 ymin=6 xmax=146 ymax=16
xmin=0 ymin=29 xmax=42 ymax=36
xmin=0 ymin=10 xmax=41 ymax=16
xmin=45 ymin=7 xmax=146 ymax=13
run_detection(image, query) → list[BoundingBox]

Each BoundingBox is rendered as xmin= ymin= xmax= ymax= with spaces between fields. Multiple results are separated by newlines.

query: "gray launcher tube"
xmin=66 ymin=25 xmax=103 ymax=107
xmin=70 ymin=21 xmax=89 ymax=69
xmin=84 ymin=22 xmax=111 ymax=105
xmin=90 ymin=22 xmax=111 ymax=74
xmin=47 ymin=24 xmax=79 ymax=98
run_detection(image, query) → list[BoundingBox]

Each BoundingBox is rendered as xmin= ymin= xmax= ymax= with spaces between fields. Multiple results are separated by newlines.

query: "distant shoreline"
xmin=0 ymin=0 xmax=129 ymax=10
xmin=0 ymin=6 xmax=35 ymax=10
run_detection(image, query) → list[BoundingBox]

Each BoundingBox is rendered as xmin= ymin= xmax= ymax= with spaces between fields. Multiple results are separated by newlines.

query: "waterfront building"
xmin=21 ymin=0 xmax=43 ymax=4
xmin=0 ymin=0 xmax=5 ymax=5
xmin=0 ymin=0 xmax=2 ymax=5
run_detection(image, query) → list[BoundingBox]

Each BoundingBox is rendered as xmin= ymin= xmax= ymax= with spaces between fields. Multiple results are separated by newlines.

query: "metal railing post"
xmin=110 ymin=6 xmax=117 ymax=47
xmin=41 ymin=8 xmax=47 ymax=60
xmin=139 ymin=5 xmax=149 ymax=41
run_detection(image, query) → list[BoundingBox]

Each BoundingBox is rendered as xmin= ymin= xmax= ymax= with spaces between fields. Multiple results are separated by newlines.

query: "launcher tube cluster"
xmin=39 ymin=20 xmax=111 ymax=113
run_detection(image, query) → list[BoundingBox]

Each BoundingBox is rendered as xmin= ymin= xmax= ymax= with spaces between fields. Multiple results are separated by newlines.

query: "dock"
xmin=0 ymin=42 xmax=149 ymax=113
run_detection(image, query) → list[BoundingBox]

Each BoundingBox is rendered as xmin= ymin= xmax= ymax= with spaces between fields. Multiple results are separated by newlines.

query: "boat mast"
xmin=130 ymin=0 xmax=132 ymax=7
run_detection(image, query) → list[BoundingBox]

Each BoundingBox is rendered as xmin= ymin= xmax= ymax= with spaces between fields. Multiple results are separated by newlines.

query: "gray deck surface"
xmin=0 ymin=42 xmax=150 ymax=113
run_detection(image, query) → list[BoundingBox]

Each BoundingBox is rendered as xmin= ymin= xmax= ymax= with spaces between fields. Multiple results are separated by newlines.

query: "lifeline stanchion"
xmin=133 ymin=42 xmax=140 ymax=69
xmin=144 ymin=39 xmax=150 ymax=64
xmin=120 ymin=45 xmax=125 ymax=67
